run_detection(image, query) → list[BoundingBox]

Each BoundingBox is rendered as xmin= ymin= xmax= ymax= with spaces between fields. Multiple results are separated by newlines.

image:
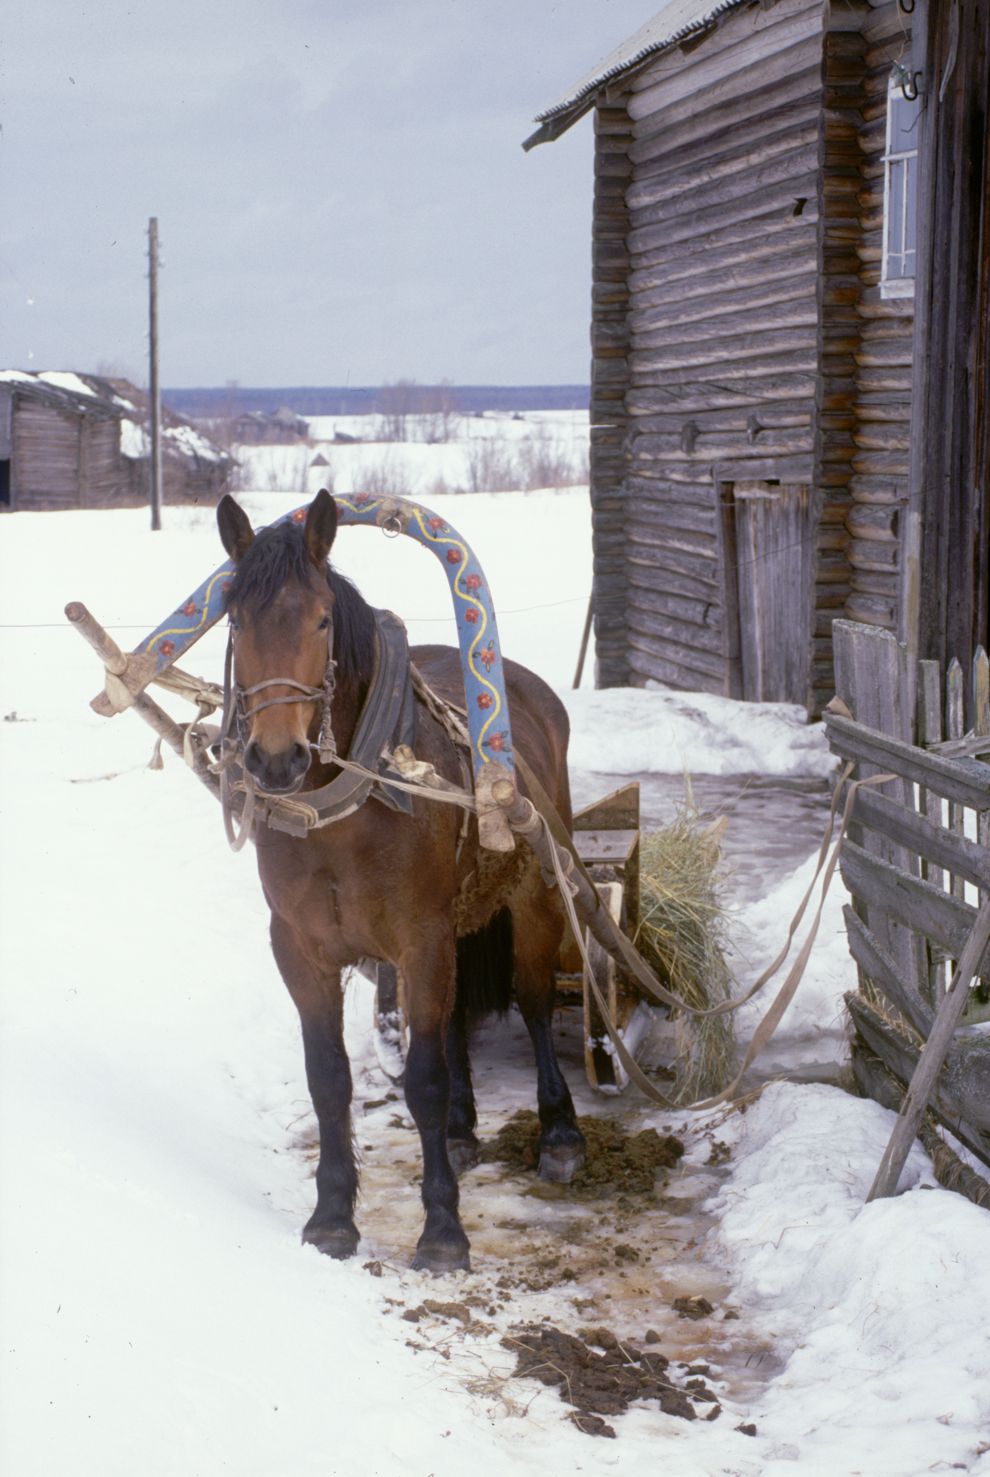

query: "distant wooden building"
xmin=232 ymin=406 xmax=309 ymax=444
xmin=528 ymin=0 xmax=989 ymax=713
xmin=0 ymin=371 xmax=233 ymax=512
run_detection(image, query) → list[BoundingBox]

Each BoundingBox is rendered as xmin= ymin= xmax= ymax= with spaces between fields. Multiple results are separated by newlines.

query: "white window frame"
xmin=880 ymin=73 xmax=920 ymax=300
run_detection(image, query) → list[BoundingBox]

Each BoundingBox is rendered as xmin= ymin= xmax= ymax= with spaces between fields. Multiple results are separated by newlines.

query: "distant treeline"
xmin=164 ymin=385 xmax=590 ymax=419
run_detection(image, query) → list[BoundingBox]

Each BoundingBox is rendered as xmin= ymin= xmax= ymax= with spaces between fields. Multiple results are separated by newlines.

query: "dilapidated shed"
xmin=0 ymin=371 xmax=233 ymax=512
xmin=528 ymin=0 xmax=989 ymax=715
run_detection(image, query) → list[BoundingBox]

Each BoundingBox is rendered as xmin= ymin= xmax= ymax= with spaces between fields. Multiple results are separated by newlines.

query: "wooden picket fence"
xmin=824 ymin=621 xmax=990 ymax=1205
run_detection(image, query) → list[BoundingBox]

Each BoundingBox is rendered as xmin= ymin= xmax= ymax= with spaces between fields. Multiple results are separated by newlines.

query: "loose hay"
xmin=635 ymin=808 xmax=736 ymax=1103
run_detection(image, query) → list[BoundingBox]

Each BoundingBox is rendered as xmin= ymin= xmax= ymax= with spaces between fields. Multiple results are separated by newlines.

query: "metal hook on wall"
xmin=893 ymin=61 xmax=921 ymax=102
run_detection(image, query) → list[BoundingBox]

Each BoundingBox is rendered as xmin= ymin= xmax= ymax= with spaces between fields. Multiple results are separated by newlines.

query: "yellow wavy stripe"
xmin=410 ymin=507 xmax=501 ymax=762
xmin=144 ymin=566 xmax=234 ymax=657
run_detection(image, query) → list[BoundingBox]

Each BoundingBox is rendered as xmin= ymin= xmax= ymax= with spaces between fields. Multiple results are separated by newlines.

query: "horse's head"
xmin=217 ymin=490 xmax=338 ymax=796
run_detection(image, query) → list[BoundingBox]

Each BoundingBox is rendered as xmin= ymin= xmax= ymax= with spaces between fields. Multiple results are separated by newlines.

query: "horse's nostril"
xmin=243 ymin=737 xmax=310 ymax=793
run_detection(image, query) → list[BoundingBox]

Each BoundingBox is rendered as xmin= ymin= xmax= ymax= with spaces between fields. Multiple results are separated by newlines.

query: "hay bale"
xmin=634 ymin=809 xmax=736 ymax=1103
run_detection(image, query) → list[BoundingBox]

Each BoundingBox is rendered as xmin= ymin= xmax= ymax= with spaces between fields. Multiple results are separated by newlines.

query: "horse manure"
xmin=481 ymin=1111 xmax=684 ymax=1199
xmin=402 ymin=1299 xmax=473 ymax=1327
xmin=568 ymin=1412 xmax=616 ymax=1439
xmin=501 ymin=1322 xmax=720 ymax=1435
xmin=672 ymin=1295 xmax=715 ymax=1320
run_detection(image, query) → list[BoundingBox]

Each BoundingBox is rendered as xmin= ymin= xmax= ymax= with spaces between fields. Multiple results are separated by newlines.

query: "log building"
xmin=0 ymin=371 xmax=232 ymax=512
xmin=528 ymin=0 xmax=988 ymax=714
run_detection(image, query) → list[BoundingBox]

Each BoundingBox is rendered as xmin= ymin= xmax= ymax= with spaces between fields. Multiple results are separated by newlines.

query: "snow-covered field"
xmin=2 ymin=448 xmax=989 ymax=1476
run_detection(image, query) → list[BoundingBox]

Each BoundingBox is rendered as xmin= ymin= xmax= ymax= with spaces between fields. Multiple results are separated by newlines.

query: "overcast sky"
xmin=2 ymin=1 xmax=653 ymax=388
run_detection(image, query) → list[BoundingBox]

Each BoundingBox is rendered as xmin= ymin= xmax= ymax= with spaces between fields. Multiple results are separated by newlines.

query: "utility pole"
xmin=148 ymin=217 xmax=162 ymax=531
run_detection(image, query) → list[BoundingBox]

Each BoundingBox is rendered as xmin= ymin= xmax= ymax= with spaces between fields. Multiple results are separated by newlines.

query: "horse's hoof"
xmin=411 ymin=1238 xmax=471 ymax=1275
xmin=538 ymin=1144 xmax=586 ymax=1184
xmin=446 ymin=1136 xmax=480 ymax=1177
xmin=302 ymin=1221 xmax=359 ymax=1259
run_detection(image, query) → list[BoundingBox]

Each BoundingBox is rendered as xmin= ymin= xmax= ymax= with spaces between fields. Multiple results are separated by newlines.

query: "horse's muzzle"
xmin=243 ymin=737 xmax=311 ymax=796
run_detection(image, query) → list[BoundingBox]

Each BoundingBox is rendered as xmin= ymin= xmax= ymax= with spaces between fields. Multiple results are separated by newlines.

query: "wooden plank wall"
xmin=80 ymin=419 xmax=123 ymax=508
xmin=12 ymin=400 xmax=81 ymax=510
xmin=912 ymin=0 xmax=990 ymax=679
xmin=616 ymin=0 xmax=824 ymax=696
xmin=590 ymin=104 xmax=634 ymax=687
xmin=845 ymin=3 xmax=915 ymax=630
xmin=814 ymin=6 xmax=866 ymax=712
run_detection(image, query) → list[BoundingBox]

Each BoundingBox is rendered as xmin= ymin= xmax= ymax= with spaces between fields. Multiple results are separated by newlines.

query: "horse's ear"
xmin=305 ymin=488 xmax=338 ymax=567
xmin=217 ymin=495 xmax=255 ymax=563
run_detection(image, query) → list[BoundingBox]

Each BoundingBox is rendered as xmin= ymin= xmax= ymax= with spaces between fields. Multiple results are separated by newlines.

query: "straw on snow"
xmin=634 ymin=806 xmax=736 ymax=1103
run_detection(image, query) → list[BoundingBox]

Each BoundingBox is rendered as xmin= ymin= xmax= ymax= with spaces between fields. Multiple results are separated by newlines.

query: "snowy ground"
xmin=2 ymin=454 xmax=989 ymax=1475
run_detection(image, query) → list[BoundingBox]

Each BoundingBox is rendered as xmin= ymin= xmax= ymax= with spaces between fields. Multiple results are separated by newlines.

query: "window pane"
xmin=888 ymin=158 xmax=906 ymax=273
xmin=904 ymin=153 xmax=917 ymax=255
xmin=889 ymin=91 xmax=920 ymax=154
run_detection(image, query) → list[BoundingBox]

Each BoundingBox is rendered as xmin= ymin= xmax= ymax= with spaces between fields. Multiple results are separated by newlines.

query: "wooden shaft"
xmin=64 ymin=600 xmax=128 ymax=673
xmin=66 ymin=600 xmax=220 ymax=802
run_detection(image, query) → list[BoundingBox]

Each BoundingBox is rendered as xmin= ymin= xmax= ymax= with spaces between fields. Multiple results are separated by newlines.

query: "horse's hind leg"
xmin=445 ymin=991 xmax=479 ymax=1175
xmin=270 ymin=917 xmax=359 ymax=1259
xmin=446 ymin=907 xmax=515 ymax=1175
xmin=401 ymin=929 xmax=471 ymax=1273
xmin=513 ymin=898 xmax=586 ymax=1183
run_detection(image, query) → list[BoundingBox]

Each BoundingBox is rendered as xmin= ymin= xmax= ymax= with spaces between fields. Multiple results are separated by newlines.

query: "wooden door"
xmin=726 ymin=481 xmax=814 ymax=705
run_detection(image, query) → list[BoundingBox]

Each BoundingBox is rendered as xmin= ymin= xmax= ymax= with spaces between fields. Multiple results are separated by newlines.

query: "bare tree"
xmin=378 ymin=379 xmax=418 ymax=442
xmin=420 ymin=380 xmax=460 ymax=443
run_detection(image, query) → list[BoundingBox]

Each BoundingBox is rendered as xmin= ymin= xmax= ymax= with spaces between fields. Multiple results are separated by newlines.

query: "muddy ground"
xmin=298 ymin=1001 xmax=780 ymax=1438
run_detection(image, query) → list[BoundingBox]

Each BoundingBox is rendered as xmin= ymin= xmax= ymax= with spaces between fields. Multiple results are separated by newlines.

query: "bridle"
xmin=225 ymin=617 xmax=339 ymax=766
xmin=214 ymin=605 xmax=434 ymax=850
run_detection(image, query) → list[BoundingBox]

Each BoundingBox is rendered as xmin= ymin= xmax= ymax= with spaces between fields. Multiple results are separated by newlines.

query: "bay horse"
xmin=217 ymin=490 xmax=585 ymax=1272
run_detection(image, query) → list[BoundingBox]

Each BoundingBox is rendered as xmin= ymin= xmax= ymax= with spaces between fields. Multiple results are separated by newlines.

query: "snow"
xmin=566 ymin=687 xmax=836 ymax=779
xmin=37 ymin=369 xmax=97 ymax=397
xmin=165 ymin=421 xmax=224 ymax=462
xmin=2 ymin=467 xmax=989 ymax=1477
xmin=120 ymin=417 xmax=149 ymax=459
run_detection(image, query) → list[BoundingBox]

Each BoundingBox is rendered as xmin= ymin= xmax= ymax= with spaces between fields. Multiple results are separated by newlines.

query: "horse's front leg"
xmin=270 ymin=915 xmax=359 ymax=1259
xmin=401 ymin=928 xmax=471 ymax=1273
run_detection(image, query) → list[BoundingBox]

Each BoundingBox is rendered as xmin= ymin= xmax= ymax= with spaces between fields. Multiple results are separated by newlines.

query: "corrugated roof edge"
xmin=523 ymin=0 xmax=747 ymax=150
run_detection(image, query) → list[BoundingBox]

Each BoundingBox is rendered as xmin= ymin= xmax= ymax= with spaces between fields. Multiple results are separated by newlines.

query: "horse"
xmin=216 ymin=489 xmax=586 ymax=1272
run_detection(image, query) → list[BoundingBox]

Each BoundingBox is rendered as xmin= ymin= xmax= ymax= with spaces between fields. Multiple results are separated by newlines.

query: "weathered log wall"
xmin=12 ymin=398 xmax=88 ymax=511
xmin=845 ymin=3 xmax=916 ymax=632
xmin=585 ymin=0 xmax=921 ymax=712
xmin=609 ymin=0 xmax=825 ymax=698
xmin=590 ymin=104 xmax=634 ymax=687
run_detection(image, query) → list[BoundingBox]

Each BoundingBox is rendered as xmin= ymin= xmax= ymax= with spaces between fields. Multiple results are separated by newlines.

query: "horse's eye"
xmin=318 ymin=615 xmax=331 ymax=632
xmin=228 ymin=617 xmax=240 ymax=633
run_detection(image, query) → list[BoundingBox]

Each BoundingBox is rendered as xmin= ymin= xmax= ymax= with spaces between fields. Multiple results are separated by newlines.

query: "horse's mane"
xmin=225 ymin=521 xmax=377 ymax=683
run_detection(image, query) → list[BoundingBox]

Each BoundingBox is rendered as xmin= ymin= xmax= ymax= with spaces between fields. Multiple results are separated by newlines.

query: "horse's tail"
xmin=455 ymin=906 xmax=514 ymax=1022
